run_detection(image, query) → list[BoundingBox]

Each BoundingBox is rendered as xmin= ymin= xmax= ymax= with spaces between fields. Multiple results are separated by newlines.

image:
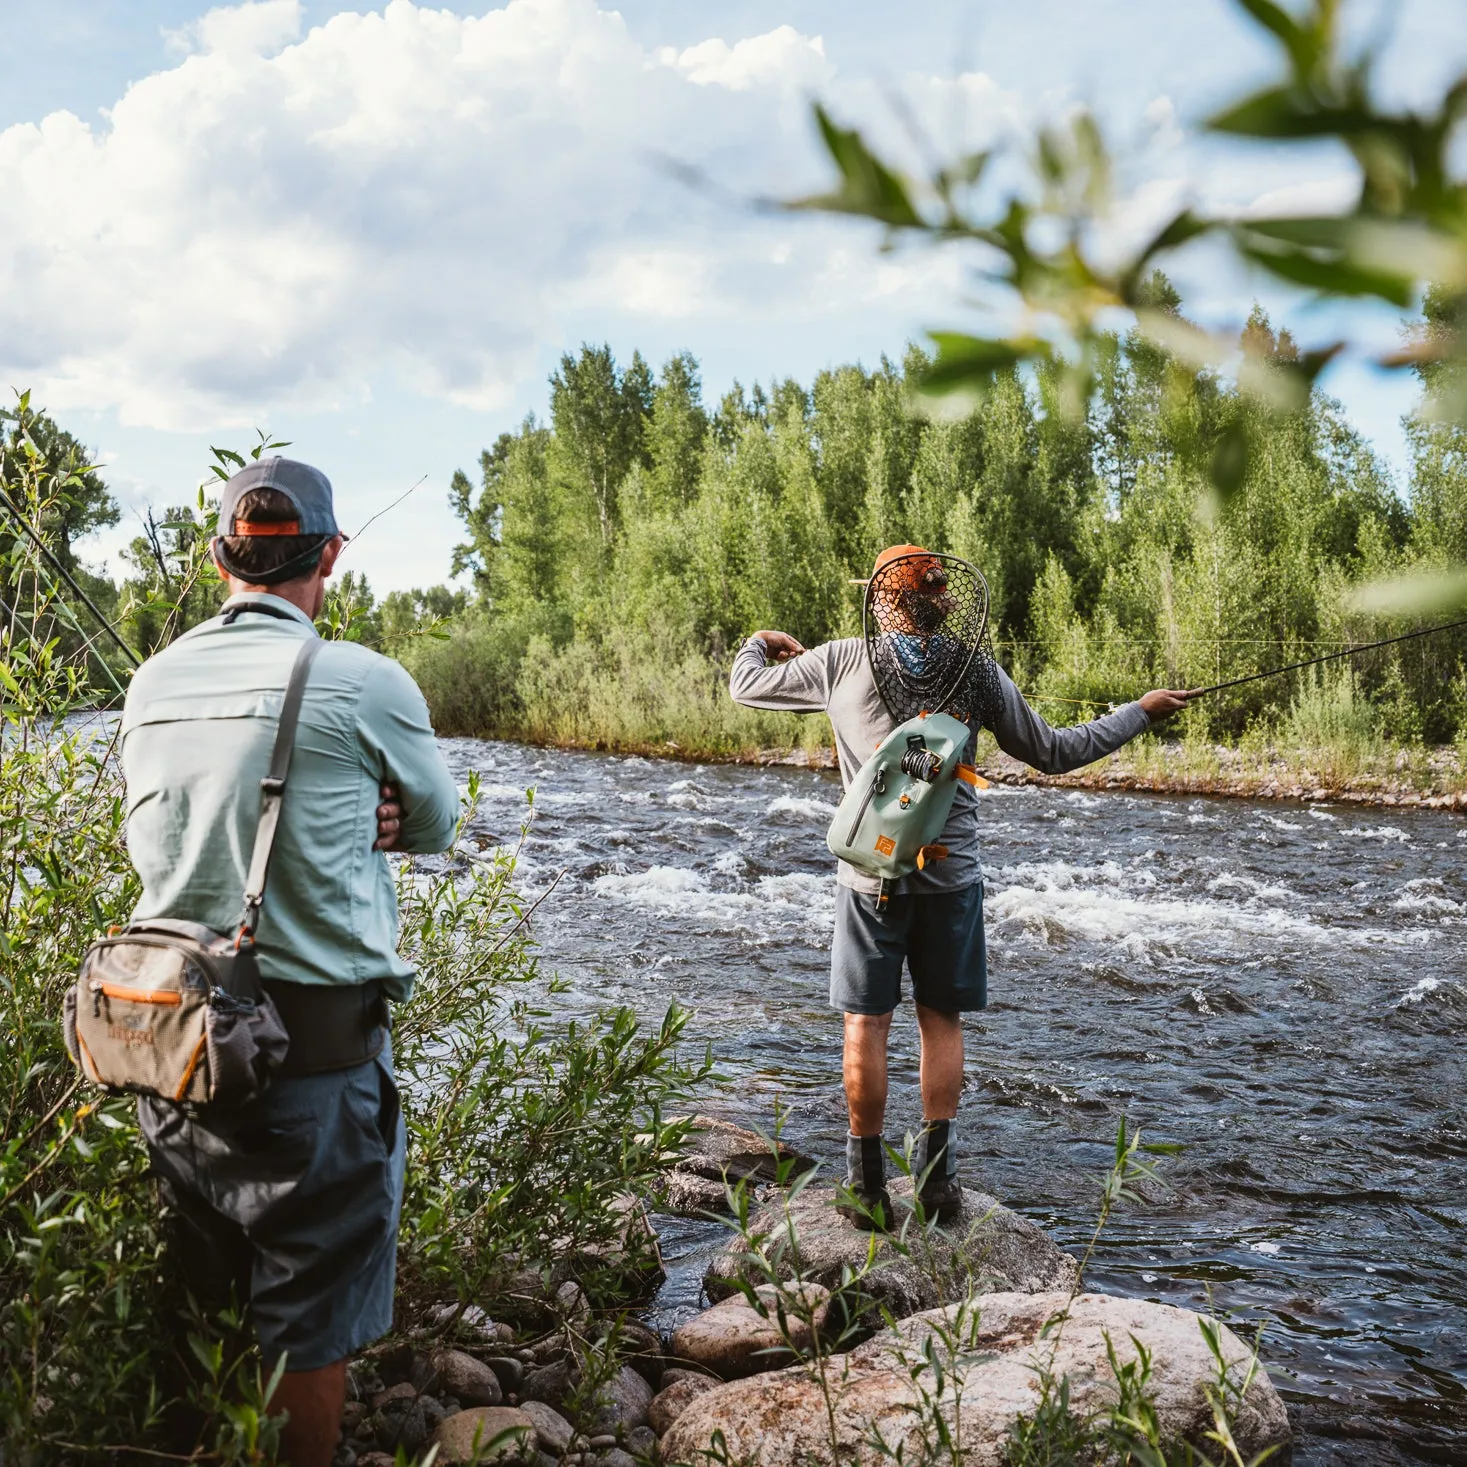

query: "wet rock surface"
xmin=656 ymin=1117 xmax=815 ymax=1216
xmin=706 ymin=1178 xmax=1079 ymax=1319
xmin=663 ymin=1291 xmax=1292 ymax=1466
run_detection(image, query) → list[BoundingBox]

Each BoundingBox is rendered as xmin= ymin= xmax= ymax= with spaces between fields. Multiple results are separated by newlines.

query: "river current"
xmin=440 ymin=736 xmax=1467 ymax=1467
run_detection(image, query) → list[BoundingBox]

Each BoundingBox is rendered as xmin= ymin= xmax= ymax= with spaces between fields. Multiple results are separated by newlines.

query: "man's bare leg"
xmin=839 ymin=1012 xmax=894 ymax=1228
xmin=915 ymin=1004 xmax=963 ymax=1120
xmin=842 ymin=1011 xmax=893 ymax=1134
xmin=274 ymin=1360 xmax=346 ymax=1467
xmin=913 ymin=1004 xmax=965 ymax=1220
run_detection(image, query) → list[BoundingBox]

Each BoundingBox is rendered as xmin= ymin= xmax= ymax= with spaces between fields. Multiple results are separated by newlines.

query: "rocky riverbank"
xmin=740 ymin=739 xmax=1467 ymax=809
xmin=336 ymin=1119 xmax=1291 ymax=1467
xmin=488 ymin=724 xmax=1467 ymax=810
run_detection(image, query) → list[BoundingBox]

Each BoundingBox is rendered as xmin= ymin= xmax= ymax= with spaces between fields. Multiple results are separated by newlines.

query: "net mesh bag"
xmin=863 ymin=551 xmax=1003 ymax=727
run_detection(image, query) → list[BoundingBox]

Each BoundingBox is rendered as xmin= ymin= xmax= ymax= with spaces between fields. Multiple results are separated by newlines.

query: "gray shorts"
xmin=138 ymin=1039 xmax=405 ymax=1372
xmin=831 ymin=883 xmax=988 ymax=1015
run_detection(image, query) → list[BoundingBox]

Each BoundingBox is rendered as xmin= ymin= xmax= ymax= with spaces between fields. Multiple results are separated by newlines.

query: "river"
xmin=440 ymin=735 xmax=1467 ymax=1467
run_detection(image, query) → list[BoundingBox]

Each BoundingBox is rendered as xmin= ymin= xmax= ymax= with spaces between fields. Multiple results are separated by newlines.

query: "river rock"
xmin=485 ymin=1355 xmax=524 ymax=1392
xmin=522 ymin=1357 xmax=652 ymax=1434
xmin=660 ymin=1168 xmax=734 ymax=1215
xmin=433 ymin=1349 xmax=503 ymax=1407
xmin=554 ymin=1280 xmax=591 ymax=1323
xmin=670 ymin=1283 xmax=831 ymax=1379
xmin=589 ymin=1363 xmax=654 ymax=1433
xmin=648 ymin=1374 xmax=716 ymax=1435
xmin=430 ymin=1405 xmax=538 ymax=1464
xmin=657 ymin=1117 xmax=816 ymax=1216
xmin=424 ymin=1302 xmax=513 ymax=1345
xmin=517 ymin=1400 xmax=574 ymax=1454
xmin=370 ymin=1391 xmax=430 ymax=1455
xmin=662 ymin=1291 xmax=1292 ymax=1466
xmin=705 ymin=1179 xmax=1077 ymax=1322
xmin=340 ymin=1399 xmax=369 ymax=1434
xmin=592 ymin=1317 xmax=664 ymax=1387
xmin=521 ymin=1357 xmax=572 ymax=1407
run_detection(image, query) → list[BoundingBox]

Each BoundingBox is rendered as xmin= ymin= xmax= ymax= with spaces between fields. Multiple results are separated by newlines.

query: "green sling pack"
xmin=62 ymin=637 xmax=321 ymax=1107
xmin=826 ymin=711 xmax=985 ymax=883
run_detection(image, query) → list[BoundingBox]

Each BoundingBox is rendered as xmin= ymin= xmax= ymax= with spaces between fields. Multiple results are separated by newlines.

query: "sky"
xmin=3 ymin=0 xmax=1466 ymax=594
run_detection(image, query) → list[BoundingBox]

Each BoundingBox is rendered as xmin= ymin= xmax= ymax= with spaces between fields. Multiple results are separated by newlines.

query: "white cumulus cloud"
xmin=164 ymin=0 xmax=303 ymax=56
xmin=661 ymin=27 xmax=831 ymax=91
xmin=0 ymin=0 xmax=1047 ymax=433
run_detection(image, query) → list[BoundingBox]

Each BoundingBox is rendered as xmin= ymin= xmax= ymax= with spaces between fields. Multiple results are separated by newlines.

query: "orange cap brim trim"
xmin=231 ymin=519 xmax=301 ymax=536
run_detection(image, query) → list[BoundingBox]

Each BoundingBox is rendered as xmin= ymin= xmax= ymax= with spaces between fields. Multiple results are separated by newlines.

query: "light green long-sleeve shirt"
xmin=120 ymin=593 xmax=461 ymax=1000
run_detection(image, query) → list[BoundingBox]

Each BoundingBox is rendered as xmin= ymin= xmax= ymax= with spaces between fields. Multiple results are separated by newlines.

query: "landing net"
xmin=863 ymin=551 xmax=1003 ymax=727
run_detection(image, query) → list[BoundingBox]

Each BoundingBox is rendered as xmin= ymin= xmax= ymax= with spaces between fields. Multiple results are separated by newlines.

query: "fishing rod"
xmin=0 ymin=485 xmax=143 ymax=668
xmin=1187 ymin=616 xmax=1467 ymax=696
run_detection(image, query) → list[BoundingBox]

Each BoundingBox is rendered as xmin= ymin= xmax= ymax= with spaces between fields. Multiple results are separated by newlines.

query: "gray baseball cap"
xmin=218 ymin=457 xmax=340 ymax=537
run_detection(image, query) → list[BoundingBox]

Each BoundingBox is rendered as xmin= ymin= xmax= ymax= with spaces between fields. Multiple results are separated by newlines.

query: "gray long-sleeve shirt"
xmin=729 ymin=636 xmax=1151 ymax=895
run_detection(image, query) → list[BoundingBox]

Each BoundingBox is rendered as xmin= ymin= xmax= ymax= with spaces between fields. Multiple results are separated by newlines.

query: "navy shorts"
xmin=138 ymin=1039 xmax=405 ymax=1372
xmin=830 ymin=882 xmax=988 ymax=1015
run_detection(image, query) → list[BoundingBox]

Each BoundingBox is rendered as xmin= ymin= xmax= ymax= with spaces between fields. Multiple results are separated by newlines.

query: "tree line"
xmin=5 ymin=276 xmax=1467 ymax=751
xmin=412 ymin=276 xmax=1467 ymax=748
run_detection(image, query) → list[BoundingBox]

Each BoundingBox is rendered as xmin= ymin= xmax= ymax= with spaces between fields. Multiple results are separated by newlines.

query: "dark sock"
xmin=915 ymin=1118 xmax=957 ymax=1181
xmin=846 ymin=1132 xmax=885 ymax=1194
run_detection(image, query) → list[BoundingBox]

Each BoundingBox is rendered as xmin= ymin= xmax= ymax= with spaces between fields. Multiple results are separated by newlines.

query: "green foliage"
xmin=437 ymin=308 xmax=1467 ymax=752
xmin=784 ymin=0 xmax=1467 ymax=519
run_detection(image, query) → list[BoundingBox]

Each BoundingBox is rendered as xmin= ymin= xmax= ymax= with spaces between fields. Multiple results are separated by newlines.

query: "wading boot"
xmin=836 ymin=1133 xmax=893 ymax=1232
xmin=915 ymin=1118 xmax=963 ymax=1225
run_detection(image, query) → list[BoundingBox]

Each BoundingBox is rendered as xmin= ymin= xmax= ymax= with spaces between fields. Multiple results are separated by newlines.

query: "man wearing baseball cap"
xmin=120 ymin=458 xmax=461 ymax=1465
xmin=730 ymin=544 xmax=1192 ymax=1229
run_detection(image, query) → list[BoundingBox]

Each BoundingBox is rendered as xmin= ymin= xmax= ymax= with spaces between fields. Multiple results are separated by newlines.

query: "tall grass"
xmin=405 ymin=618 xmax=826 ymax=757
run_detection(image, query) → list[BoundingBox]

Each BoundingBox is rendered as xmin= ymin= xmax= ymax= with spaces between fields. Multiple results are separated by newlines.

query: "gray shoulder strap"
xmin=239 ymin=638 xmax=324 ymax=940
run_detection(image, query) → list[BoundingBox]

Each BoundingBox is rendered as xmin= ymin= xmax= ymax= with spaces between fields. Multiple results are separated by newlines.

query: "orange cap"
xmin=872 ymin=544 xmax=944 ymax=592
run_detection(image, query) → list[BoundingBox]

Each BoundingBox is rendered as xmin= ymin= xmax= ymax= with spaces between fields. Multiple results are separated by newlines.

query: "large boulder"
xmin=663 ymin=1291 xmax=1292 ymax=1466
xmin=669 ymin=1283 xmax=831 ymax=1380
xmin=705 ymin=1179 xmax=1077 ymax=1322
xmin=656 ymin=1117 xmax=816 ymax=1217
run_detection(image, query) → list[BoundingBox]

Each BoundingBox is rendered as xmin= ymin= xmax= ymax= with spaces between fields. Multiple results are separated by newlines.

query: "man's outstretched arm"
xmin=728 ymin=632 xmax=832 ymax=713
xmin=989 ymin=665 xmax=1199 ymax=774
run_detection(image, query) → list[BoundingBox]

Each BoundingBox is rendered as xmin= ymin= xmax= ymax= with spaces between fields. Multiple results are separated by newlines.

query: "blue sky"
xmin=4 ymin=0 xmax=1465 ymax=593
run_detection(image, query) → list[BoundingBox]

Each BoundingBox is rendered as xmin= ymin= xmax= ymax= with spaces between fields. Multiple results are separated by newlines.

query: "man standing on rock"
xmin=121 ymin=459 xmax=461 ymax=1465
xmin=729 ymin=544 xmax=1193 ymax=1229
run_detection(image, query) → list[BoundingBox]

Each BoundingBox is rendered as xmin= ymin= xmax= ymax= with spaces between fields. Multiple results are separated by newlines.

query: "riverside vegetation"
xmin=412 ymin=288 xmax=1467 ymax=803
xmin=1 ymin=406 xmax=1292 ymax=1464
xmin=10 ymin=291 xmax=1467 ymax=800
